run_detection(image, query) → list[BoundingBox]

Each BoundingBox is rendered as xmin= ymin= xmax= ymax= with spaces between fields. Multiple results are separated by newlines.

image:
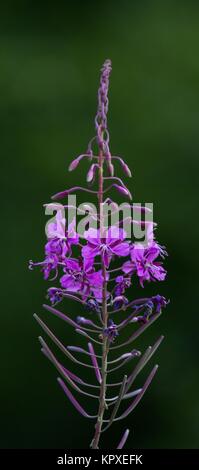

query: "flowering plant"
xmin=30 ymin=60 xmax=168 ymax=449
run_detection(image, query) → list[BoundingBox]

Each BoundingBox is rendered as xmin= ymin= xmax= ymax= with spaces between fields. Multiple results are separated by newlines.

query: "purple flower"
xmin=104 ymin=320 xmax=119 ymax=342
xmin=29 ymin=254 xmax=59 ymax=281
xmin=47 ymin=216 xmax=79 ymax=246
xmin=112 ymin=295 xmax=129 ymax=310
xmin=134 ymin=301 xmax=154 ymax=323
xmin=45 ymin=238 xmax=67 ymax=258
xmin=82 ymin=226 xmax=130 ymax=269
xmin=122 ymin=243 xmax=167 ymax=287
xmin=84 ymin=299 xmax=101 ymax=314
xmin=115 ymin=275 xmax=131 ymax=295
xmin=43 ymin=236 xmax=69 ymax=279
xmin=152 ymin=295 xmax=169 ymax=313
xmin=45 ymin=218 xmax=79 ymax=261
xmin=47 ymin=287 xmax=63 ymax=305
xmin=29 ymin=220 xmax=79 ymax=281
xmin=60 ymin=257 xmax=109 ymax=302
xmin=45 ymin=223 xmax=79 ymax=258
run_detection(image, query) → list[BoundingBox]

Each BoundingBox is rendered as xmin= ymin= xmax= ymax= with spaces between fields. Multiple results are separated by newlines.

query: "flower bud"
xmin=113 ymin=184 xmax=132 ymax=200
xmin=86 ymin=164 xmax=98 ymax=183
xmin=68 ymin=156 xmax=82 ymax=172
xmin=122 ymin=163 xmax=132 ymax=177
xmin=68 ymin=154 xmax=91 ymax=172
xmin=107 ymin=161 xmax=114 ymax=176
xmin=76 ymin=316 xmax=93 ymax=326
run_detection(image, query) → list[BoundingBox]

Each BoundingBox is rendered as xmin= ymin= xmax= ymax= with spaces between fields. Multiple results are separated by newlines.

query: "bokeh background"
xmin=1 ymin=0 xmax=199 ymax=449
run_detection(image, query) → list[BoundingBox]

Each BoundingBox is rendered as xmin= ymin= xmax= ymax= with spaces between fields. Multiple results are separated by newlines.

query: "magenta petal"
xmin=87 ymin=271 xmax=103 ymax=287
xmin=65 ymin=258 xmax=81 ymax=271
xmin=122 ymin=260 xmax=134 ymax=274
xmin=67 ymin=219 xmax=79 ymax=241
xmin=60 ymin=274 xmax=73 ymax=288
xmin=92 ymin=287 xmax=110 ymax=301
xmin=84 ymin=228 xmax=100 ymax=244
xmin=82 ymin=244 xmax=100 ymax=259
xmin=137 ymin=266 xmax=146 ymax=277
xmin=107 ymin=226 xmax=119 ymax=242
xmin=107 ymin=226 xmax=127 ymax=243
xmin=146 ymin=247 xmax=160 ymax=263
xmin=130 ymin=245 xmax=145 ymax=262
xmin=69 ymin=236 xmax=79 ymax=245
xmin=84 ymin=258 xmax=95 ymax=271
xmin=60 ymin=274 xmax=81 ymax=291
xmin=152 ymin=265 xmax=167 ymax=281
xmin=103 ymin=250 xmax=111 ymax=268
xmin=111 ymin=241 xmax=130 ymax=257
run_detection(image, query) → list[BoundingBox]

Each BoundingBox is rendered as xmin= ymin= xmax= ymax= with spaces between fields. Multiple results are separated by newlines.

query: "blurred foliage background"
xmin=1 ymin=0 xmax=199 ymax=449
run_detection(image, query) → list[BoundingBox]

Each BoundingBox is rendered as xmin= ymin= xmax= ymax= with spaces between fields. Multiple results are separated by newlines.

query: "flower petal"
xmin=122 ymin=260 xmax=134 ymax=274
xmin=65 ymin=258 xmax=81 ymax=271
xmin=111 ymin=241 xmax=130 ymax=257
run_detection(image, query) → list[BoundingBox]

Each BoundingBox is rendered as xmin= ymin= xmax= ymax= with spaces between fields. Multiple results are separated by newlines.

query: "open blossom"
xmin=29 ymin=253 xmax=59 ymax=281
xmin=47 ymin=211 xmax=79 ymax=242
xmin=114 ymin=275 xmax=132 ymax=296
xmin=82 ymin=226 xmax=130 ymax=269
xmin=29 ymin=220 xmax=79 ymax=280
xmin=112 ymin=295 xmax=129 ymax=310
xmin=46 ymin=218 xmax=79 ymax=259
xmin=60 ymin=258 xmax=110 ymax=301
xmin=85 ymin=299 xmax=101 ymax=314
xmin=152 ymin=294 xmax=169 ymax=313
xmin=103 ymin=319 xmax=119 ymax=342
xmin=47 ymin=287 xmax=63 ymax=304
xmin=45 ymin=237 xmax=68 ymax=259
xmin=122 ymin=242 xmax=167 ymax=287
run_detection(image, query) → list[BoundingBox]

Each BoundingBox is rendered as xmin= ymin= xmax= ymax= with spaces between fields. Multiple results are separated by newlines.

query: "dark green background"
xmin=1 ymin=0 xmax=199 ymax=449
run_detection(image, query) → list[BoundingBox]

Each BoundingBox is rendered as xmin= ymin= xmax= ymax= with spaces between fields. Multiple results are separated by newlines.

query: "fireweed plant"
xmin=30 ymin=60 xmax=168 ymax=449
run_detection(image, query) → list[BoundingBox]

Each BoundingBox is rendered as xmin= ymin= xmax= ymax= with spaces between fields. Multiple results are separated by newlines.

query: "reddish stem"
xmin=90 ymin=129 xmax=109 ymax=449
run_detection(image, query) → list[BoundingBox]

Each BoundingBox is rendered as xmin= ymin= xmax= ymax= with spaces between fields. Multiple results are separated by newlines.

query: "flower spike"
xmin=30 ymin=59 xmax=168 ymax=449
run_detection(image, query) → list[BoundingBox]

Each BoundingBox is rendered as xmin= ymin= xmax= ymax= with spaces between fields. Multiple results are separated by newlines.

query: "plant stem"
xmin=90 ymin=130 xmax=109 ymax=449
